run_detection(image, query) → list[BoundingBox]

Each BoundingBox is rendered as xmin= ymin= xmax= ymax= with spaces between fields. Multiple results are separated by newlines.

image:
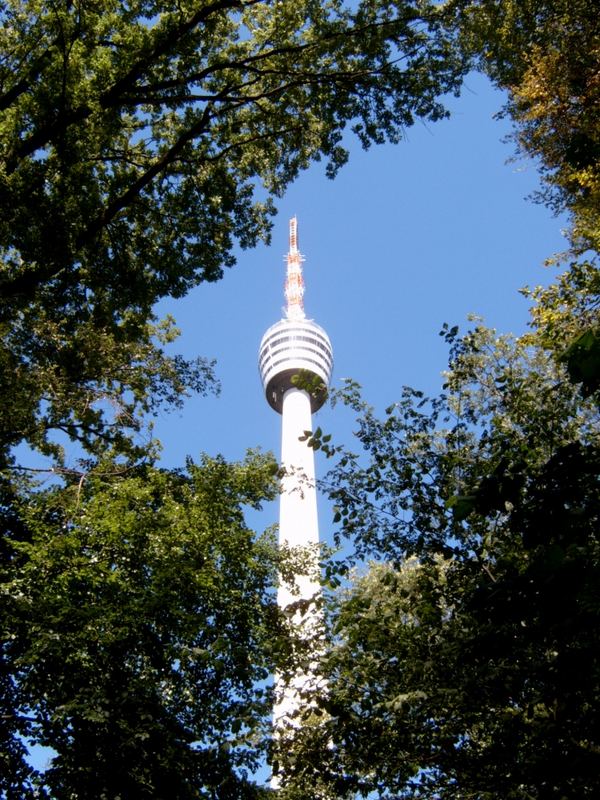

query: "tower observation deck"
xmin=259 ymin=318 xmax=333 ymax=413
xmin=259 ymin=220 xmax=333 ymax=411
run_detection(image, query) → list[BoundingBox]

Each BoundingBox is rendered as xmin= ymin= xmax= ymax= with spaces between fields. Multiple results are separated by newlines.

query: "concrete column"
xmin=273 ymin=387 xmax=322 ymax=736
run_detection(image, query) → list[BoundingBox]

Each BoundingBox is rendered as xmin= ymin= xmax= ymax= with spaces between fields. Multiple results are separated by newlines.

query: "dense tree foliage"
xmin=456 ymin=0 xmax=600 ymax=251
xmin=0 ymin=2 xmax=468 ymax=796
xmin=1 ymin=452 xmax=281 ymax=798
xmin=1 ymin=0 xmax=462 ymax=305
xmin=0 ymin=0 xmax=465 ymax=470
xmin=282 ymin=315 xmax=600 ymax=798
xmin=0 ymin=311 xmax=217 ymax=470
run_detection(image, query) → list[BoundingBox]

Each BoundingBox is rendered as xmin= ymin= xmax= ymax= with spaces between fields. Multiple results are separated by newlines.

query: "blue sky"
xmin=155 ymin=71 xmax=567 ymax=536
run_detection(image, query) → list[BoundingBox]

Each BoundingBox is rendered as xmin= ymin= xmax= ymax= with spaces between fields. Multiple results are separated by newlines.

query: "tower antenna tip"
xmin=285 ymin=217 xmax=305 ymax=320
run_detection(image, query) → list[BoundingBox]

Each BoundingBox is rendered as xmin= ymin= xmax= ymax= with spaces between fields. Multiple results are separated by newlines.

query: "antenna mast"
xmin=284 ymin=216 xmax=305 ymax=320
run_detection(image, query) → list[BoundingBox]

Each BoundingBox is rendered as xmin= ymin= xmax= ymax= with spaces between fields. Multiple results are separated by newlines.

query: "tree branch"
xmin=0 ymin=44 xmax=54 ymax=111
xmin=77 ymin=103 xmax=215 ymax=247
xmin=3 ymin=0 xmax=257 ymax=170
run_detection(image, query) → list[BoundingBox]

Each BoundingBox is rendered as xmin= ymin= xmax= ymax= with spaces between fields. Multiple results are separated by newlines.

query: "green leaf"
xmin=446 ymin=494 xmax=477 ymax=521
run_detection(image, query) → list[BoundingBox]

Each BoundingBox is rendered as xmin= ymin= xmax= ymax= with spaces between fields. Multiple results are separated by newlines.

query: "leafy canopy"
xmin=282 ymin=314 xmax=600 ymax=799
xmin=1 ymin=0 xmax=464 ymax=317
xmin=456 ymin=0 xmax=600 ymax=252
xmin=1 ymin=452 xmax=282 ymax=799
xmin=0 ymin=0 xmax=466 ymax=470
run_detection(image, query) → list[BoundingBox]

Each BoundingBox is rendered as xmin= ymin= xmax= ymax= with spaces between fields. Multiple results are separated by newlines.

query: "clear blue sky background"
xmin=155 ymin=71 xmax=567 ymax=537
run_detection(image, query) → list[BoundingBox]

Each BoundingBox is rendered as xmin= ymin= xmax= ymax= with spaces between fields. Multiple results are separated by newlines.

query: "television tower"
xmin=258 ymin=217 xmax=333 ymax=759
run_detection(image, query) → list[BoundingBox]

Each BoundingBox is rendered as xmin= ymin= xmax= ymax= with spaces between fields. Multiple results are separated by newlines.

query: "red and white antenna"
xmin=284 ymin=217 xmax=305 ymax=320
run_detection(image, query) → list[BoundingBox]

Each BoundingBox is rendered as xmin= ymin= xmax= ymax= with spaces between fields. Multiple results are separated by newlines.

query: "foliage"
xmin=454 ymin=0 xmax=600 ymax=431
xmin=1 ymin=451 xmax=281 ymax=799
xmin=456 ymin=0 xmax=600 ymax=252
xmin=0 ymin=0 xmax=467 ymax=471
xmin=0 ymin=312 xmax=217 ymax=470
xmin=522 ymin=262 xmax=600 ymax=399
xmin=0 ymin=0 xmax=463 ymax=353
xmin=0 ymin=3 xmax=470 ymax=795
xmin=283 ymin=320 xmax=600 ymax=798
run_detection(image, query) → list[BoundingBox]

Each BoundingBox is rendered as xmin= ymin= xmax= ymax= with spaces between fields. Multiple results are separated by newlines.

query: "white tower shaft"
xmin=273 ymin=387 xmax=322 ymax=730
xmin=279 ymin=388 xmax=319 ymax=592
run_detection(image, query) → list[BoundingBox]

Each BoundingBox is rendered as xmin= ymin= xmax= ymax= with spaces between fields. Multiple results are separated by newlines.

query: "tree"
xmin=1 ymin=451 xmax=282 ymax=799
xmin=0 ymin=4 xmax=469 ymax=794
xmin=523 ymin=261 xmax=600 ymax=398
xmin=1 ymin=0 xmax=463 ymax=306
xmin=454 ymin=0 xmax=600 ymax=381
xmin=455 ymin=0 xmax=600 ymax=251
xmin=0 ymin=0 xmax=466 ymax=469
xmin=0 ymin=311 xmax=217 ymax=470
xmin=283 ymin=318 xmax=600 ymax=798
xmin=455 ymin=0 xmax=600 ymax=418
